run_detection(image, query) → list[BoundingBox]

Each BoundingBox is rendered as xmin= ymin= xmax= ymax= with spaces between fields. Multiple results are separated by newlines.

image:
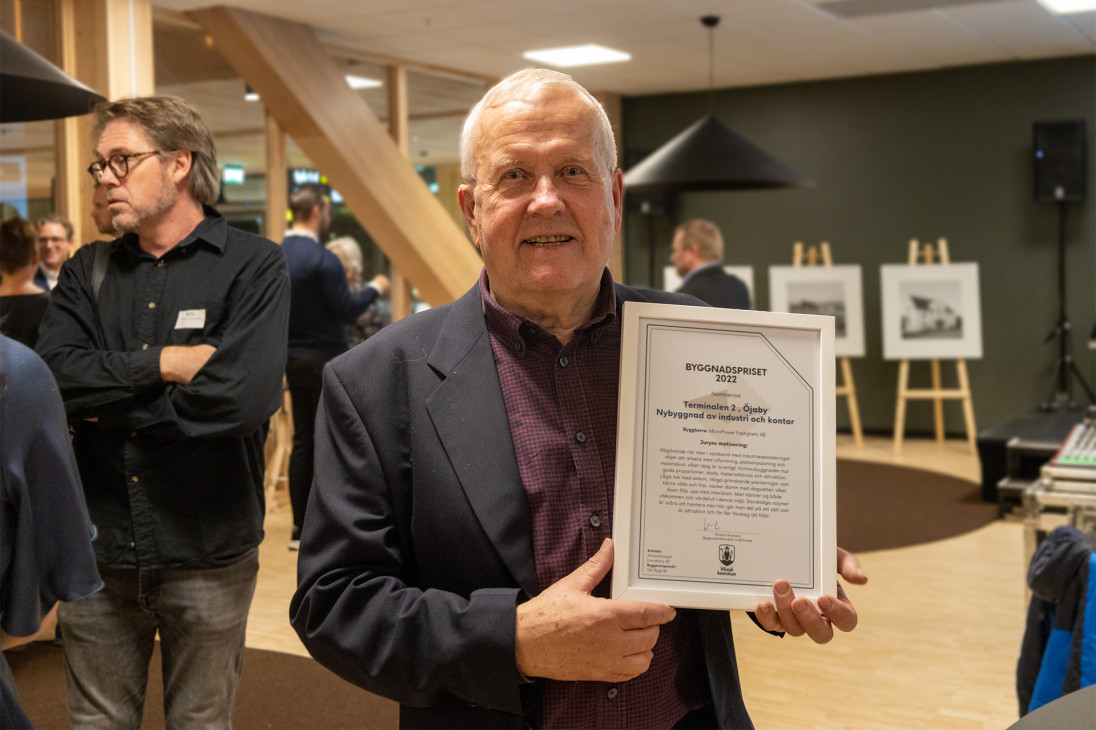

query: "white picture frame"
xmin=768 ymin=265 xmax=866 ymax=358
xmin=664 ymin=265 xmax=754 ymax=305
xmin=612 ymin=302 xmax=837 ymax=611
xmin=880 ymin=263 xmax=983 ymax=360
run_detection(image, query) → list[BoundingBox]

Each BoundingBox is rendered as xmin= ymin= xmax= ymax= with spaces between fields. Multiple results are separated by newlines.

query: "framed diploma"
xmin=611 ymin=303 xmax=836 ymax=611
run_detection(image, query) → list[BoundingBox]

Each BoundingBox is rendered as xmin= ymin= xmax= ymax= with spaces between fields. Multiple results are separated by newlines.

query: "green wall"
xmin=622 ymin=56 xmax=1096 ymax=436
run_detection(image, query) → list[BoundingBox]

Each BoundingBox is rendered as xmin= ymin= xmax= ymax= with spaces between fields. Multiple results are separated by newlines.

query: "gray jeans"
xmin=58 ymin=548 xmax=259 ymax=730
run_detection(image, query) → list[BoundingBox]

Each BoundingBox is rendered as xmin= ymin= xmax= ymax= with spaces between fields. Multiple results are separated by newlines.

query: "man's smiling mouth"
xmin=523 ymin=235 xmax=572 ymax=245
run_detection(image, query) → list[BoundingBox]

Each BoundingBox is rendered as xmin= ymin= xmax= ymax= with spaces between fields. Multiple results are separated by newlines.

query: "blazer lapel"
xmin=425 ymin=288 xmax=539 ymax=597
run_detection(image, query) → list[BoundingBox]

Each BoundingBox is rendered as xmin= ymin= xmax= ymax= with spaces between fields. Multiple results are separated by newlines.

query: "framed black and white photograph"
xmin=664 ymin=265 xmax=754 ymax=304
xmin=768 ymin=265 xmax=865 ymax=358
xmin=880 ymin=263 xmax=983 ymax=360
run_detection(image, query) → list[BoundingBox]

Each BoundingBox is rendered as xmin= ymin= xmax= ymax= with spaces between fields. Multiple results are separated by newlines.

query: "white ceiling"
xmin=157 ymin=0 xmax=1095 ymax=95
xmin=5 ymin=0 xmax=1095 ymax=194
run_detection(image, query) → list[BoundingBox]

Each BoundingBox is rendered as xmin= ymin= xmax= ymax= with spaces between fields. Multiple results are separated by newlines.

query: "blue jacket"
xmin=1017 ymin=525 xmax=1096 ymax=715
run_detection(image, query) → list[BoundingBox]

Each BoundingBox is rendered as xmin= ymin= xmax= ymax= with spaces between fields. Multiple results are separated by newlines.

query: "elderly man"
xmin=35 ymin=213 xmax=75 ymax=291
xmin=291 ymin=69 xmax=863 ymax=729
xmin=37 ymin=96 xmax=289 ymax=729
xmin=669 ymin=218 xmax=751 ymax=309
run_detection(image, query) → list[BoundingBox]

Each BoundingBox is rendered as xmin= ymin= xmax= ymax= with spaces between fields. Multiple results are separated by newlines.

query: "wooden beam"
xmin=189 ymin=6 xmax=480 ymax=307
xmin=265 ymin=111 xmax=286 ymax=243
xmin=387 ymin=64 xmax=413 ymax=322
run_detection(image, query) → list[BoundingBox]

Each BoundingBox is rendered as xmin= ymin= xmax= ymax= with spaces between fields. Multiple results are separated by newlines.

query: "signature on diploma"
xmin=702 ymin=518 xmax=721 ymax=532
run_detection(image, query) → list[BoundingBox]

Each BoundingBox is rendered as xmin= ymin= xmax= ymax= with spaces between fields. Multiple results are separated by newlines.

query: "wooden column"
xmin=54 ymin=0 xmax=154 ymax=248
xmin=53 ymin=0 xmax=83 ymax=244
xmin=265 ymin=111 xmax=287 ymax=243
xmin=387 ymin=64 xmax=412 ymax=322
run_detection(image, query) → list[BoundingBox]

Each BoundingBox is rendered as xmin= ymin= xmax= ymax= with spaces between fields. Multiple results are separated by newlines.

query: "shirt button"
xmin=141 ymin=343 xmax=149 ymax=350
xmin=590 ymin=514 xmax=601 ymax=528
xmin=156 ymin=260 xmax=164 ymax=268
xmin=130 ymin=476 xmax=138 ymax=483
xmin=558 ymin=356 xmax=569 ymax=367
xmin=607 ymin=687 xmax=618 ymax=699
xmin=148 ymin=301 xmax=156 ymax=309
xmin=575 ymin=432 xmax=586 ymax=443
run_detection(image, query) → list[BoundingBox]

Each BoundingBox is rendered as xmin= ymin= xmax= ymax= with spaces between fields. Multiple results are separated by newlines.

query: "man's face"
xmin=459 ymin=86 xmax=623 ymax=311
xmin=94 ymin=118 xmax=178 ymax=235
xmin=38 ymin=222 xmax=73 ymax=271
xmin=91 ymin=185 xmax=116 ymax=237
xmin=669 ymin=230 xmax=696 ymax=278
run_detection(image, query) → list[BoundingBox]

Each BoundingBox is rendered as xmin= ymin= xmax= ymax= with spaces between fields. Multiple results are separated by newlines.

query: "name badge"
xmin=175 ymin=309 xmax=206 ymax=330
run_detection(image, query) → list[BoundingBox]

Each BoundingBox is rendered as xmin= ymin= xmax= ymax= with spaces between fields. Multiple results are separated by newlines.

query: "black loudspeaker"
xmin=1034 ymin=120 xmax=1086 ymax=203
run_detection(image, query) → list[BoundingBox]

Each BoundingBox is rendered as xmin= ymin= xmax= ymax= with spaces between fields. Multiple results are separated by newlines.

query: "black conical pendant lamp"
xmin=1 ymin=30 xmax=105 ymax=123
xmin=623 ymin=16 xmax=811 ymax=192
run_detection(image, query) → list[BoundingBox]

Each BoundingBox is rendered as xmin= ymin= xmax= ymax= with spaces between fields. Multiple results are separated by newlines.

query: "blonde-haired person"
xmin=325 ymin=237 xmax=385 ymax=347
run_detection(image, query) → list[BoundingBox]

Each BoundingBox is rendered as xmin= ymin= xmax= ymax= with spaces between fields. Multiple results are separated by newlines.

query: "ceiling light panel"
xmin=522 ymin=44 xmax=631 ymax=67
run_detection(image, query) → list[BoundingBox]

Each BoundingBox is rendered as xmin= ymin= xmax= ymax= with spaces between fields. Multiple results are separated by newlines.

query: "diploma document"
xmin=611 ymin=303 xmax=836 ymax=610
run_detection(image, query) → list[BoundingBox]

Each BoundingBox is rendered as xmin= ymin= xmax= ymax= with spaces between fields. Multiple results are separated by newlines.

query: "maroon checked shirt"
xmin=480 ymin=270 xmax=711 ymax=728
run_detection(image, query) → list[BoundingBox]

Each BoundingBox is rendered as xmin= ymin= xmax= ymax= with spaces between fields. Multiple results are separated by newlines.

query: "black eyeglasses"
xmin=87 ymin=151 xmax=159 ymax=182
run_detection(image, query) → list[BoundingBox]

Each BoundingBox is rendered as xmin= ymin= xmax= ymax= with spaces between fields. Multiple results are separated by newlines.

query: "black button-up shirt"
xmin=37 ymin=207 xmax=290 ymax=569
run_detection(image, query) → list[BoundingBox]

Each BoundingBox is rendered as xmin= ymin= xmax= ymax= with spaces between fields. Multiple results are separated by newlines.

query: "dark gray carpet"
xmin=836 ymin=458 xmax=997 ymax=552
xmin=6 ymin=641 xmax=398 ymax=729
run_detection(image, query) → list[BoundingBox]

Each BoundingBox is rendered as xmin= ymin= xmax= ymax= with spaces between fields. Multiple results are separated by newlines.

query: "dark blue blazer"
xmin=291 ymin=280 xmax=753 ymax=729
xmin=679 ymin=265 xmax=751 ymax=310
xmin=33 ymin=266 xmax=50 ymax=292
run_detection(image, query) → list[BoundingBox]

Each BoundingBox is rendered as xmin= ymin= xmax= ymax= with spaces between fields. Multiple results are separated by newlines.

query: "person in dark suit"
xmin=670 ymin=219 xmax=751 ymax=309
xmin=291 ymin=68 xmax=865 ymax=729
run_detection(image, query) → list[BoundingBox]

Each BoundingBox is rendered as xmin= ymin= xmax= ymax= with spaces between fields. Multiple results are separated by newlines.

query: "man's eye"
xmin=503 ymin=170 xmax=524 ymax=180
xmin=564 ymin=166 xmax=582 ymax=176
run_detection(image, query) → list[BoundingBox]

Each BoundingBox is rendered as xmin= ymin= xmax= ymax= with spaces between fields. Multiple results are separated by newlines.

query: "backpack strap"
xmin=91 ymin=240 xmax=111 ymax=304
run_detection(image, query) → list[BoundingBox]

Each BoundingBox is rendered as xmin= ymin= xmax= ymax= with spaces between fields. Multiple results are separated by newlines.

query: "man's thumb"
xmin=565 ymin=537 xmax=614 ymax=593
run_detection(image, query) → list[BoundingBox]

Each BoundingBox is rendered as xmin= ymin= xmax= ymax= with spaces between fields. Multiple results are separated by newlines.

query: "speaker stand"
xmin=1041 ymin=201 xmax=1095 ymax=411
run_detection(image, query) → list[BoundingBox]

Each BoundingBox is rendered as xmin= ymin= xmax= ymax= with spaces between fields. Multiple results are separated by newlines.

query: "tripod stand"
xmin=1042 ymin=201 xmax=1095 ymax=410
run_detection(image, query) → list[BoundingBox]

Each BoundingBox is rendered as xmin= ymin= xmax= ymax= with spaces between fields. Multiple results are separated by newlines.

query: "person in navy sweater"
xmin=282 ymin=184 xmax=389 ymax=548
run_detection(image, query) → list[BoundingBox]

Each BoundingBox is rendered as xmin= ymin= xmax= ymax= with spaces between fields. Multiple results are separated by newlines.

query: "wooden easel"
xmin=793 ymin=241 xmax=864 ymax=449
xmin=892 ymin=238 xmax=977 ymax=454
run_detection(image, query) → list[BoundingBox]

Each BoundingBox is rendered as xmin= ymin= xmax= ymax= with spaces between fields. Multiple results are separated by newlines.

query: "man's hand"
xmin=370 ymin=274 xmax=391 ymax=295
xmin=515 ymin=538 xmax=676 ymax=682
xmin=160 ymin=344 xmax=215 ymax=384
xmin=752 ymin=547 xmax=867 ymax=643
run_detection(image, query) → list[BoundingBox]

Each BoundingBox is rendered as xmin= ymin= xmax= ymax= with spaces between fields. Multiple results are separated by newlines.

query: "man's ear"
xmin=169 ymin=150 xmax=193 ymax=187
xmin=458 ymin=184 xmax=480 ymax=248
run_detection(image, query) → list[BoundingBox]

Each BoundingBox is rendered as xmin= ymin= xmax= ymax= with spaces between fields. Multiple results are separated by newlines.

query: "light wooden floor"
xmin=250 ymin=434 xmax=1029 ymax=729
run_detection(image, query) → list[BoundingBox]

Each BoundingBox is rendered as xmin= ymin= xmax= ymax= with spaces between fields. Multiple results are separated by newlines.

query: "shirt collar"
xmin=681 ymin=260 xmax=722 ymax=285
xmin=39 ymin=262 xmax=59 ymax=287
xmin=286 ymin=227 xmax=319 ymax=242
xmin=119 ymin=204 xmax=228 ymax=258
xmin=480 ymin=267 xmax=617 ymax=355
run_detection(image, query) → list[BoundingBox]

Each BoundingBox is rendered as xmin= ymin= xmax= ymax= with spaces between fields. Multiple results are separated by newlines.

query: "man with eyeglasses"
xmin=36 ymin=96 xmax=289 ymax=729
xmin=34 ymin=213 xmax=75 ymax=291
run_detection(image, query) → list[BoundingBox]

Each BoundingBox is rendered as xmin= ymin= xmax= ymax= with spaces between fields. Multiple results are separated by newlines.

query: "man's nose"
xmin=97 ymin=166 xmax=122 ymax=186
xmin=528 ymin=176 xmax=564 ymax=215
